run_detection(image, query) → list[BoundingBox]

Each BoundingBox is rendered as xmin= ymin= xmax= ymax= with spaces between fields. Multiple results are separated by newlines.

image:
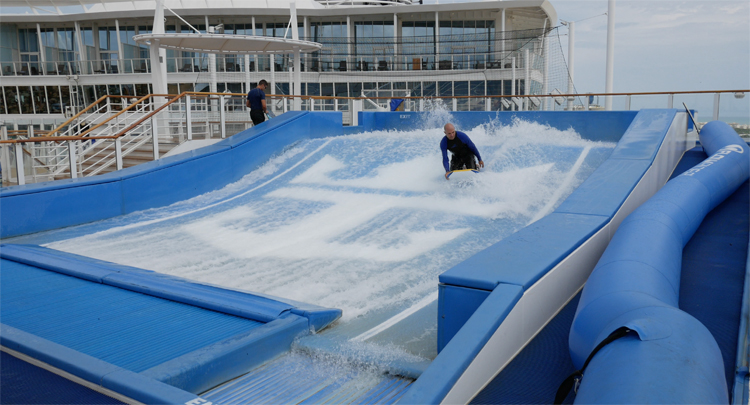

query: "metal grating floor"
xmin=1 ymin=260 xmax=264 ymax=373
xmin=202 ymin=352 xmax=413 ymax=404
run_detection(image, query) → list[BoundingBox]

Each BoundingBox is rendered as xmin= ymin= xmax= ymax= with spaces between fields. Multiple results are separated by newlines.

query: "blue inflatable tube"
xmin=568 ymin=121 xmax=748 ymax=403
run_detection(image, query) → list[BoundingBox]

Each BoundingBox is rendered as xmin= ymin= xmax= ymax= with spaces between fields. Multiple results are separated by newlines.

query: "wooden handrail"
xmin=46 ymin=95 xmax=110 ymax=137
xmin=112 ymin=92 xmax=188 ymax=138
xmin=2 ymin=89 xmax=747 ymax=145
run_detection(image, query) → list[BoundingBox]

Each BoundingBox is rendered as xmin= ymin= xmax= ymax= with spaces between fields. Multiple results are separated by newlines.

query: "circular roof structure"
xmin=134 ymin=33 xmax=322 ymax=54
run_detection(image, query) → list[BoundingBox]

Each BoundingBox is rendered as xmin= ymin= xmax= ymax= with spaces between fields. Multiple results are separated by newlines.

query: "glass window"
xmin=3 ymin=87 xmax=19 ymax=114
xmin=83 ymin=85 xmax=96 ymax=105
xmin=408 ymin=82 xmax=421 ymax=97
xmin=276 ymin=82 xmax=289 ymax=95
xmin=178 ymin=83 xmax=194 ymax=93
xmin=335 ymin=83 xmax=347 ymax=97
xmin=470 ymin=81 xmax=485 ymax=96
xmin=454 ymin=81 xmax=468 ymax=96
xmin=349 ymin=82 xmax=361 ymax=97
xmin=363 ymin=82 xmax=376 ymax=90
xmin=423 ymin=82 xmax=436 ymax=97
xmin=135 ymin=83 xmax=150 ymax=97
xmin=18 ymin=86 xmax=32 ymax=114
xmin=321 ymin=83 xmax=333 ymax=97
xmin=438 ymin=81 xmax=452 ymax=97
xmin=378 ymin=82 xmax=391 ymax=90
xmin=47 ymin=86 xmax=61 ymax=113
xmin=307 ymin=82 xmax=320 ymax=96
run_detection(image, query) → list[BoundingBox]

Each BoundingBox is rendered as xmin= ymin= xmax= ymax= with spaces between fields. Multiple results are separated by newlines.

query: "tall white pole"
xmin=566 ymin=21 xmax=575 ymax=111
xmin=291 ymin=2 xmax=301 ymax=110
xmin=150 ymin=0 xmax=168 ymax=96
xmin=605 ymin=0 xmax=615 ymax=110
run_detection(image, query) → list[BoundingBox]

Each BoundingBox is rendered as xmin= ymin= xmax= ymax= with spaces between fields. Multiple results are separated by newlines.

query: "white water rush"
xmin=41 ymin=117 xmax=616 ymax=363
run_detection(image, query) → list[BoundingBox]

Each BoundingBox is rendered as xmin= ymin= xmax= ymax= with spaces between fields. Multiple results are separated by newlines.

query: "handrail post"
xmin=584 ymin=95 xmax=590 ymax=111
xmin=67 ymin=140 xmax=77 ymax=179
xmin=220 ymin=95 xmax=226 ymax=139
xmin=151 ymin=116 xmax=160 ymax=160
xmin=713 ymin=93 xmax=720 ymax=121
xmin=14 ymin=143 xmax=25 ymax=185
xmin=667 ymin=93 xmax=674 ymax=109
xmin=115 ymin=137 xmax=123 ymax=170
xmin=0 ymin=127 xmax=10 ymax=185
xmin=186 ymin=94 xmax=193 ymax=141
xmin=625 ymin=94 xmax=631 ymax=110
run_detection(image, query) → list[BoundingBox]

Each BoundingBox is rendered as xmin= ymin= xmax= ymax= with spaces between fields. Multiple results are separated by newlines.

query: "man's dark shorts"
xmin=250 ymin=110 xmax=265 ymax=126
xmin=450 ymin=154 xmax=478 ymax=171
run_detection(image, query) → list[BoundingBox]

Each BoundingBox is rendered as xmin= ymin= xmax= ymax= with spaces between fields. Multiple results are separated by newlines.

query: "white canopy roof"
xmin=134 ymin=33 xmax=322 ymax=54
xmin=2 ymin=0 xmax=322 ymax=13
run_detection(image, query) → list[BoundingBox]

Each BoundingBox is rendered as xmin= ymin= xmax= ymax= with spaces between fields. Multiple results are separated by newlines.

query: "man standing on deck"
xmin=440 ymin=123 xmax=484 ymax=179
xmin=246 ymin=80 xmax=269 ymax=126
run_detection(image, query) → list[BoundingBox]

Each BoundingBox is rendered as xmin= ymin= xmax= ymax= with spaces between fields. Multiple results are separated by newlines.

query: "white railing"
xmin=2 ymin=90 xmax=747 ymax=187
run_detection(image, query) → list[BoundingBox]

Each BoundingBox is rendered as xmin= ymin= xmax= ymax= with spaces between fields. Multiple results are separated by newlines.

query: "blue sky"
xmin=428 ymin=0 xmax=750 ymax=120
xmin=551 ymin=0 xmax=749 ymax=118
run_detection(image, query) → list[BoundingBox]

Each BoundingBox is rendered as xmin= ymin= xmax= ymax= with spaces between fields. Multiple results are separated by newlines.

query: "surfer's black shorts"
xmin=250 ymin=110 xmax=265 ymax=125
xmin=450 ymin=154 xmax=478 ymax=171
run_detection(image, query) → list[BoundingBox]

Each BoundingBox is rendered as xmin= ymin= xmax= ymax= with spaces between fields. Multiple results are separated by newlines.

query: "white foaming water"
xmin=42 ymin=117 xmax=616 ymax=364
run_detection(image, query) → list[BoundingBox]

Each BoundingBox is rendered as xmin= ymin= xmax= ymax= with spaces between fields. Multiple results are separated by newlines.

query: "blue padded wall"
xmin=0 ymin=112 xmax=344 ymax=238
xmin=358 ymin=111 xmax=637 ymax=142
xmin=569 ymin=121 xmax=748 ymax=403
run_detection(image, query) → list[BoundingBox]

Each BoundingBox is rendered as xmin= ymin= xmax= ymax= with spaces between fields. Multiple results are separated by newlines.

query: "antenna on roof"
xmin=683 ymin=102 xmax=701 ymax=135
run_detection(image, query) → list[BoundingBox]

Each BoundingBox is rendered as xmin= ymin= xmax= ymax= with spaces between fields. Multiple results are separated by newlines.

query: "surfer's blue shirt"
xmin=440 ymin=131 xmax=482 ymax=172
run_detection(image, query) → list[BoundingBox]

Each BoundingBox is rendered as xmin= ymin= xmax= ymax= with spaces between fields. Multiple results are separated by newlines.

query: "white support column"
xmin=604 ymin=0 xmax=616 ymax=110
xmin=208 ymin=21 xmax=218 ymax=94
xmin=14 ymin=143 xmax=25 ymax=185
xmin=347 ymin=16 xmax=352 ymax=71
xmin=584 ymin=94 xmax=590 ymax=111
xmin=435 ymin=11 xmax=440 ymax=62
xmin=303 ymin=16 xmax=309 ymax=72
xmin=667 ymin=93 xmax=674 ymax=109
xmin=352 ymin=98 xmax=362 ymax=126
xmin=66 ymin=140 xmax=77 ymax=179
xmin=74 ymin=21 xmax=86 ymax=74
xmin=151 ymin=116 xmax=160 ymax=160
xmin=524 ymin=49 xmax=529 ymax=111
xmin=291 ymin=2 xmax=301 ymax=111
xmin=566 ymin=21 xmax=575 ymax=111
xmin=625 ymin=94 xmax=631 ymax=110
xmin=0 ymin=127 xmax=10 ymax=185
xmin=713 ymin=93 xmax=720 ymax=120
xmin=115 ymin=137 xmax=123 ymax=170
xmin=543 ymin=20 xmax=550 ymax=111
xmin=500 ymin=9 xmax=506 ymax=54
xmin=150 ymin=0 xmax=168 ymax=96
xmin=511 ymin=57 xmax=516 ymax=111
xmin=186 ymin=94 xmax=193 ymax=140
xmin=393 ymin=13 xmax=398 ymax=68
xmin=115 ymin=19 xmax=125 ymax=72
xmin=220 ymin=95 xmax=226 ymax=138
xmin=252 ymin=17 xmax=258 ymax=72
xmin=36 ymin=24 xmax=47 ymax=74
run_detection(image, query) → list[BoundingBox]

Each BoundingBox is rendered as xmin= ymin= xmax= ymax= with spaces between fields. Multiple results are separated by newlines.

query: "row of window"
xmin=0 ymin=79 xmax=528 ymax=115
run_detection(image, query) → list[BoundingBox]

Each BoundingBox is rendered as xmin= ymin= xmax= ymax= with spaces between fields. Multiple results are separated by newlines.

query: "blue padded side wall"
xmin=358 ymin=111 xmax=637 ymax=142
xmin=0 ymin=325 xmax=203 ymax=405
xmin=569 ymin=121 xmax=749 ymax=403
xmin=0 ymin=243 xmax=341 ymax=329
xmin=0 ymin=111 xmax=344 ymax=239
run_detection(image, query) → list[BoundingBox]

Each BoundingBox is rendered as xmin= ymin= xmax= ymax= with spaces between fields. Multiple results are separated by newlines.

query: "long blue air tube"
xmin=568 ymin=121 xmax=749 ymax=403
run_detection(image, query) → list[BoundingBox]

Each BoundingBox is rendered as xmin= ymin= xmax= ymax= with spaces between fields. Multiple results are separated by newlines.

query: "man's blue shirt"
xmin=440 ymin=131 xmax=482 ymax=172
xmin=247 ymin=88 xmax=265 ymax=111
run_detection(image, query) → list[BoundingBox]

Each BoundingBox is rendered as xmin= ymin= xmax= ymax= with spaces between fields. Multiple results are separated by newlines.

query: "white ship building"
xmin=0 ymin=0 xmax=563 ymax=128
